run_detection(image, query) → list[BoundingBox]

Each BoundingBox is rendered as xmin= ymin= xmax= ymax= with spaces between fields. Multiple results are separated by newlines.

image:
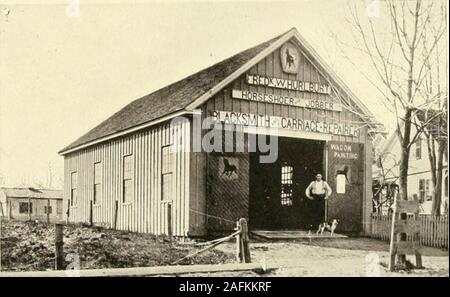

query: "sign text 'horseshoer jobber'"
xmin=246 ymin=74 xmax=331 ymax=95
xmin=213 ymin=111 xmax=359 ymax=137
xmin=232 ymin=89 xmax=342 ymax=111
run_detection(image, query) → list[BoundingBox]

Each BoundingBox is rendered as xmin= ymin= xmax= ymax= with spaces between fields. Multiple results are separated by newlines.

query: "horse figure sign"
xmin=221 ymin=158 xmax=237 ymax=177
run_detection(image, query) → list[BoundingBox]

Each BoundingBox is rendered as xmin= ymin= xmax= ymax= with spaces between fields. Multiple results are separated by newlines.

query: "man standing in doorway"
xmin=305 ymin=173 xmax=332 ymax=227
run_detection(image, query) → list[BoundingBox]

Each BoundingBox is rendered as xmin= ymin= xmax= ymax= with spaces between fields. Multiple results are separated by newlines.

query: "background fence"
xmin=371 ymin=214 xmax=448 ymax=249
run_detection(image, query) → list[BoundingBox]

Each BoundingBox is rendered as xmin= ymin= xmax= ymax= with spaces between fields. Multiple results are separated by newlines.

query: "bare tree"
xmin=420 ymin=107 xmax=447 ymax=215
xmin=417 ymin=32 xmax=448 ymax=215
xmin=345 ymin=0 xmax=447 ymax=201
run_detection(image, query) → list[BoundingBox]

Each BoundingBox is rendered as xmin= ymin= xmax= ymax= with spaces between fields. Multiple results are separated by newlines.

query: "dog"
xmin=221 ymin=158 xmax=237 ymax=177
xmin=316 ymin=219 xmax=339 ymax=236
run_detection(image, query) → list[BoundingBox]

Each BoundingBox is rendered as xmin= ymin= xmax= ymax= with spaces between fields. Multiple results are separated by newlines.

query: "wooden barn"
xmin=59 ymin=28 xmax=380 ymax=237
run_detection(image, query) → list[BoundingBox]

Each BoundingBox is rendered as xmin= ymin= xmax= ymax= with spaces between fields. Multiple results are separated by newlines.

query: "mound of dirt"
xmin=0 ymin=220 xmax=234 ymax=271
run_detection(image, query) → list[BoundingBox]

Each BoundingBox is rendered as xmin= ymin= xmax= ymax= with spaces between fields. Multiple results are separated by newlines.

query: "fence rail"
xmin=371 ymin=214 xmax=448 ymax=249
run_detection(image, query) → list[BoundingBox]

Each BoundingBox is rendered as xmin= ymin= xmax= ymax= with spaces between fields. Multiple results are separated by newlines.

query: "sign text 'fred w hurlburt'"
xmin=246 ymin=74 xmax=331 ymax=94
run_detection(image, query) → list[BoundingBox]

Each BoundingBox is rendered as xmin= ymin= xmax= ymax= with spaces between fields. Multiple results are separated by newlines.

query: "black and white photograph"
xmin=0 ymin=0 xmax=448 ymax=283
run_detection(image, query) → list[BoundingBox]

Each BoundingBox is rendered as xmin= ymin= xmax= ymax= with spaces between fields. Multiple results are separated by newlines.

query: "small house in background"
xmin=372 ymin=123 xmax=448 ymax=215
xmin=0 ymin=187 xmax=63 ymax=222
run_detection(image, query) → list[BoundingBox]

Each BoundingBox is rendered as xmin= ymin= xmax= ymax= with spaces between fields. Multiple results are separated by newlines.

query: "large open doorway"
xmin=249 ymin=137 xmax=325 ymax=230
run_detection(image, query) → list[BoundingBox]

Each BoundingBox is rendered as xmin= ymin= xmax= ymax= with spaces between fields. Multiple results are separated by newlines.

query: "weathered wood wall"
xmin=63 ymin=120 xmax=191 ymax=236
xmin=327 ymin=142 xmax=364 ymax=233
xmin=206 ymin=153 xmax=250 ymax=234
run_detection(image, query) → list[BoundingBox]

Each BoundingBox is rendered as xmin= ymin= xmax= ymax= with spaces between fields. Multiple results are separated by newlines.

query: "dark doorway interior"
xmin=249 ymin=137 xmax=325 ymax=230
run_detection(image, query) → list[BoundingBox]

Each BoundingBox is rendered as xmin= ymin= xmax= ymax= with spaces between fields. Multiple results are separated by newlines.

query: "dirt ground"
xmin=0 ymin=220 xmax=235 ymax=271
xmin=186 ymin=237 xmax=449 ymax=277
xmin=1 ymin=220 xmax=447 ymax=276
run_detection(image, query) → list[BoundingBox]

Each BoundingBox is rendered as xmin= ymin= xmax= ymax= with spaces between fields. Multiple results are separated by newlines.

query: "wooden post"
xmin=66 ymin=202 xmax=70 ymax=224
xmin=28 ymin=196 xmax=31 ymax=221
xmin=7 ymin=200 xmax=11 ymax=220
xmin=239 ymin=218 xmax=251 ymax=263
xmin=55 ymin=223 xmax=64 ymax=270
xmin=89 ymin=200 xmax=93 ymax=227
xmin=389 ymin=195 xmax=422 ymax=271
xmin=113 ymin=200 xmax=118 ymax=230
xmin=47 ymin=199 xmax=50 ymax=224
xmin=397 ymin=213 xmax=407 ymax=268
xmin=236 ymin=220 xmax=242 ymax=262
xmin=388 ymin=187 xmax=399 ymax=271
xmin=0 ymin=214 xmax=2 ymax=271
xmin=167 ymin=203 xmax=173 ymax=239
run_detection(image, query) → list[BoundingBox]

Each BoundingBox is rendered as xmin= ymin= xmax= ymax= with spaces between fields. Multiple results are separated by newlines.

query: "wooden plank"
xmin=395 ymin=200 xmax=419 ymax=213
xmin=393 ymin=220 xmax=420 ymax=234
xmin=0 ymin=262 xmax=272 ymax=278
xmin=55 ymin=224 xmax=64 ymax=270
xmin=394 ymin=241 xmax=421 ymax=255
xmin=388 ymin=209 xmax=398 ymax=271
xmin=445 ymin=216 xmax=448 ymax=249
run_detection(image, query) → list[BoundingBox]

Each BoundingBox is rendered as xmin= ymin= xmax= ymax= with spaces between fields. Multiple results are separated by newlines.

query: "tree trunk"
xmin=398 ymin=147 xmax=410 ymax=201
xmin=431 ymin=139 xmax=445 ymax=215
xmin=398 ymin=109 xmax=413 ymax=201
xmin=397 ymin=109 xmax=413 ymax=267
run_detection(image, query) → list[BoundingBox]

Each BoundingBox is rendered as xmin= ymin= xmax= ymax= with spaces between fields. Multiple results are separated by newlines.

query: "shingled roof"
xmin=59 ymin=31 xmax=286 ymax=154
xmin=0 ymin=187 xmax=63 ymax=200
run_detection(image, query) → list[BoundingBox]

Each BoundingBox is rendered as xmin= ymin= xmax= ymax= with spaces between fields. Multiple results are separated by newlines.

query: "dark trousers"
xmin=310 ymin=194 xmax=325 ymax=227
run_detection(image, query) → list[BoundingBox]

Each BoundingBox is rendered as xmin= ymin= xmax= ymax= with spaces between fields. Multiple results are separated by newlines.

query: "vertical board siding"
xmin=63 ymin=120 xmax=191 ymax=236
xmin=371 ymin=214 xmax=449 ymax=249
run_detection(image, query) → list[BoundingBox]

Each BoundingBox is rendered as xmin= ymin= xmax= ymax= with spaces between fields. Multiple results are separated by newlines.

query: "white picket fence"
xmin=371 ymin=214 xmax=449 ymax=249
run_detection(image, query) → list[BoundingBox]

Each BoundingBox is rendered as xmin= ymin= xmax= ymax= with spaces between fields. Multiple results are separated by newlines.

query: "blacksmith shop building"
xmin=59 ymin=28 xmax=380 ymax=237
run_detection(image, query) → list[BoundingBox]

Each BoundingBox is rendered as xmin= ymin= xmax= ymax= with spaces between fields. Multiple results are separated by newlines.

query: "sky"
xmin=0 ymin=0 xmax=407 ymax=188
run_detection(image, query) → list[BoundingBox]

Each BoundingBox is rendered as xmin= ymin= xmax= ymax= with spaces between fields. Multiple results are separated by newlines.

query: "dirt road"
xmin=187 ymin=238 xmax=449 ymax=277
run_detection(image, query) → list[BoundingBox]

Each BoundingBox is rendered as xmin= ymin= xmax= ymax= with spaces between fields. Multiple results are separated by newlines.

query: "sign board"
xmin=246 ymin=74 xmax=331 ymax=95
xmin=280 ymin=43 xmax=300 ymax=74
xmin=327 ymin=141 xmax=364 ymax=232
xmin=218 ymin=156 xmax=239 ymax=180
xmin=232 ymin=89 xmax=342 ymax=111
xmin=336 ymin=174 xmax=346 ymax=194
xmin=213 ymin=111 xmax=359 ymax=137
xmin=329 ymin=143 xmax=360 ymax=159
